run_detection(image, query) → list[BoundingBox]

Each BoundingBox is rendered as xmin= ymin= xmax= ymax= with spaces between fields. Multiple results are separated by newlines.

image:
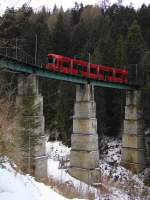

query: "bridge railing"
xmin=0 ymin=47 xmax=146 ymax=88
xmin=0 ymin=47 xmax=42 ymax=67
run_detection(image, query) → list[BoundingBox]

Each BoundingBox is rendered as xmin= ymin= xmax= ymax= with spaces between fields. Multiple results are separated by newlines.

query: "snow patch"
xmin=0 ymin=157 xmax=82 ymax=200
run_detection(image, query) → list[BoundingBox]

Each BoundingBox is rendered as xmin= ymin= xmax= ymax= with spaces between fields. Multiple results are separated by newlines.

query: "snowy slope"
xmin=47 ymin=140 xmax=150 ymax=200
xmin=46 ymin=141 xmax=130 ymax=200
xmin=0 ymin=138 xmax=149 ymax=200
xmin=0 ymin=157 xmax=81 ymax=200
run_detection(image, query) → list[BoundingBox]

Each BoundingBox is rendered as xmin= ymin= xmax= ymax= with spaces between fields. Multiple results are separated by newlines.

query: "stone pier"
xmin=69 ymin=84 xmax=100 ymax=184
xmin=121 ymin=90 xmax=146 ymax=173
xmin=16 ymin=74 xmax=47 ymax=181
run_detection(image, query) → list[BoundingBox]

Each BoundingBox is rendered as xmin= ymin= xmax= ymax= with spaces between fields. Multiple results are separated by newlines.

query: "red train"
xmin=46 ymin=54 xmax=128 ymax=84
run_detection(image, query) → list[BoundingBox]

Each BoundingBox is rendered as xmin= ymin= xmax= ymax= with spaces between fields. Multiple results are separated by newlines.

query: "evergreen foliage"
xmin=127 ymin=20 xmax=145 ymax=64
xmin=115 ymin=35 xmax=127 ymax=67
xmin=1 ymin=3 xmax=150 ymax=145
xmin=0 ymin=72 xmax=21 ymax=166
xmin=19 ymin=77 xmax=41 ymax=155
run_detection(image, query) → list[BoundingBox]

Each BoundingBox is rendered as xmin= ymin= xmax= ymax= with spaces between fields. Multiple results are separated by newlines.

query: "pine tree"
xmin=48 ymin=81 xmax=75 ymax=145
xmin=70 ymin=19 xmax=88 ymax=56
xmin=71 ymin=2 xmax=83 ymax=25
xmin=137 ymin=4 xmax=150 ymax=48
xmin=127 ymin=20 xmax=145 ymax=64
xmin=94 ymin=34 xmax=115 ymax=66
xmin=115 ymin=35 xmax=127 ymax=68
xmin=51 ymin=13 xmax=70 ymax=55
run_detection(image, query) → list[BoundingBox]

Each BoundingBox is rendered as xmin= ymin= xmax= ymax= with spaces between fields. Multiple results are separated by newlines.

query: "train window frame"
xmin=48 ymin=57 xmax=56 ymax=64
xmin=103 ymin=70 xmax=113 ymax=80
xmin=90 ymin=67 xmax=97 ymax=74
xmin=63 ymin=61 xmax=70 ymax=68
xmin=73 ymin=63 xmax=86 ymax=74
xmin=72 ymin=63 xmax=77 ymax=69
xmin=77 ymin=64 xmax=83 ymax=75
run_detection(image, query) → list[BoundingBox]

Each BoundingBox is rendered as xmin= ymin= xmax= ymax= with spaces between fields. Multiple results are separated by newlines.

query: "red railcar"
xmin=46 ymin=54 xmax=62 ymax=72
xmin=46 ymin=54 xmax=128 ymax=84
xmin=72 ymin=58 xmax=87 ymax=77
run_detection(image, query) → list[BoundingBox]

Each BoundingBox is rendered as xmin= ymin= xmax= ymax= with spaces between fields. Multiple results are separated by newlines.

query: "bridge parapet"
xmin=0 ymin=47 xmax=42 ymax=66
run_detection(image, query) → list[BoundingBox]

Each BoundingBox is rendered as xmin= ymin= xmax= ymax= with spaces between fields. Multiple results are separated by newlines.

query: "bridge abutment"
xmin=121 ymin=90 xmax=147 ymax=173
xmin=16 ymin=74 xmax=47 ymax=181
xmin=69 ymin=84 xmax=100 ymax=184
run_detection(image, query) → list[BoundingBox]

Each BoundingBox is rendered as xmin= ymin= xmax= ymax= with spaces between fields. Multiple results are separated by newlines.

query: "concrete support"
xmin=16 ymin=74 xmax=47 ymax=181
xmin=145 ymin=132 xmax=150 ymax=165
xmin=121 ymin=90 xmax=146 ymax=173
xmin=69 ymin=85 xmax=100 ymax=184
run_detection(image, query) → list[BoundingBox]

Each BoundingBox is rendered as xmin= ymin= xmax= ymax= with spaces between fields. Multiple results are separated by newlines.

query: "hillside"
xmin=1 ymin=138 xmax=149 ymax=200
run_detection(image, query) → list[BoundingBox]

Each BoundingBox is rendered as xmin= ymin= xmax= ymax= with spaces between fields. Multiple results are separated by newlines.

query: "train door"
xmin=114 ymin=69 xmax=123 ymax=83
xmin=72 ymin=60 xmax=84 ymax=76
xmin=99 ymin=66 xmax=105 ymax=81
xmin=71 ymin=59 xmax=78 ymax=75
xmin=103 ymin=66 xmax=113 ymax=82
xmin=90 ymin=64 xmax=98 ymax=79
xmin=60 ymin=57 xmax=71 ymax=74
xmin=79 ymin=60 xmax=88 ymax=78
xmin=46 ymin=55 xmax=57 ymax=71
xmin=54 ymin=57 xmax=61 ymax=71
xmin=107 ymin=67 xmax=114 ymax=82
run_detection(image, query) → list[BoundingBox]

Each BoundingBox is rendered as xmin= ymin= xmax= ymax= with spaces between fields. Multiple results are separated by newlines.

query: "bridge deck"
xmin=0 ymin=55 xmax=137 ymax=90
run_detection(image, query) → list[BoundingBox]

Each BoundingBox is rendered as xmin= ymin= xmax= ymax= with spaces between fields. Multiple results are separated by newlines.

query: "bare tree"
xmin=0 ymin=71 xmax=21 ymax=167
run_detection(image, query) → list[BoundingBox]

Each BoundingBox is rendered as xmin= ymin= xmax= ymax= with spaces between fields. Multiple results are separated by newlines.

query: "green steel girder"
xmin=0 ymin=58 xmax=136 ymax=90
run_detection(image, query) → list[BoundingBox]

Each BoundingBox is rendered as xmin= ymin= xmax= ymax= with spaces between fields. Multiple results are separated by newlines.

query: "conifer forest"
xmin=1 ymin=2 xmax=150 ymax=145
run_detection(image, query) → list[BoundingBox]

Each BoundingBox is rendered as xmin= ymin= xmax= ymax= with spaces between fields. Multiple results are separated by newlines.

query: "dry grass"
xmin=98 ymin=173 xmax=150 ymax=200
xmin=46 ymin=167 xmax=150 ymax=200
xmin=0 ymin=97 xmax=23 ymax=168
xmin=48 ymin=175 xmax=95 ymax=199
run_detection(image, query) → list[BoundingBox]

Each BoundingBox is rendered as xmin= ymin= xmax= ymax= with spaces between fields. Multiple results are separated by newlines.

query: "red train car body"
xmin=46 ymin=54 xmax=128 ymax=84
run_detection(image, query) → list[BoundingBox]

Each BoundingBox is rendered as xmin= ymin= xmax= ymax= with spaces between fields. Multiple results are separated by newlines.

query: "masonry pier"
xmin=69 ymin=84 xmax=100 ymax=184
xmin=121 ymin=90 xmax=147 ymax=173
xmin=16 ymin=75 xmax=47 ymax=180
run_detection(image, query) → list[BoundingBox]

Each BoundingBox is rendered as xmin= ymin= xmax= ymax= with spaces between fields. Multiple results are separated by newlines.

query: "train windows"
xmin=104 ymin=71 xmax=109 ymax=80
xmin=72 ymin=63 xmax=77 ymax=71
xmin=72 ymin=63 xmax=87 ymax=76
xmin=103 ymin=70 xmax=113 ymax=81
xmin=77 ymin=65 xmax=82 ymax=75
xmin=63 ymin=61 xmax=70 ymax=68
xmin=90 ymin=67 xmax=97 ymax=74
xmin=73 ymin=64 xmax=82 ymax=72
xmin=48 ymin=57 xmax=56 ymax=64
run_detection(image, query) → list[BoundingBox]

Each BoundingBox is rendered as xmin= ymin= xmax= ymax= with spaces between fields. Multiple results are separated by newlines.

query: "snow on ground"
xmin=46 ymin=141 xmax=130 ymax=199
xmin=0 ymin=137 xmax=149 ymax=200
xmin=99 ymin=136 xmax=122 ymax=164
xmin=46 ymin=141 xmax=71 ymax=161
xmin=46 ymin=141 xmax=97 ymax=196
xmin=46 ymin=139 xmax=150 ymax=200
xmin=0 ymin=156 xmax=82 ymax=200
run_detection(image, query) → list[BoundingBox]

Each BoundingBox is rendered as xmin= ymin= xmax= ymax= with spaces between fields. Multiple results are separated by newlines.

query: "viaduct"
xmin=0 ymin=48 xmax=149 ymax=184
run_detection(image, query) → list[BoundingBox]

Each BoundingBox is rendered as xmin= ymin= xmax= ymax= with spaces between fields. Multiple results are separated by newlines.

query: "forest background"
xmin=0 ymin=2 xmax=150 ymax=145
